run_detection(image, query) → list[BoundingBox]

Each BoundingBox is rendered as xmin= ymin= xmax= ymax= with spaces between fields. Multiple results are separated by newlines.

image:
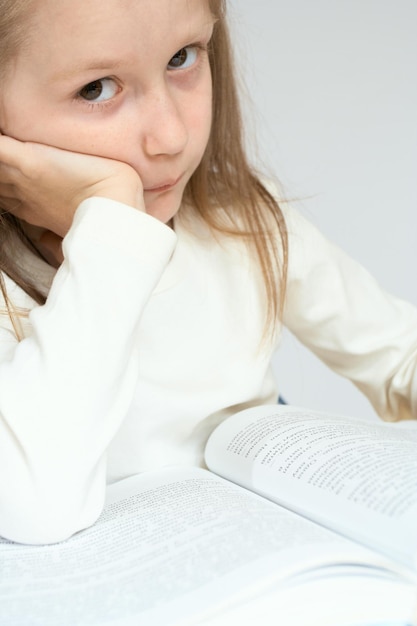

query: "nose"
xmin=142 ymin=86 xmax=188 ymax=158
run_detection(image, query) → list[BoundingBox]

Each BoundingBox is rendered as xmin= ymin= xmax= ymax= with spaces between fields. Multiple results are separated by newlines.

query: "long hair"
xmin=186 ymin=0 xmax=288 ymax=330
xmin=0 ymin=0 xmax=48 ymax=338
xmin=0 ymin=0 xmax=288 ymax=336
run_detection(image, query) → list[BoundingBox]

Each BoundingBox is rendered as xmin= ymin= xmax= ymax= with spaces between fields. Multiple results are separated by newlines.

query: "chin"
xmin=145 ymin=197 xmax=182 ymax=225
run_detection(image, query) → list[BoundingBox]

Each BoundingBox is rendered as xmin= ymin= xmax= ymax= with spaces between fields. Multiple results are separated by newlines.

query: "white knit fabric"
xmin=1 ymin=196 xmax=416 ymax=543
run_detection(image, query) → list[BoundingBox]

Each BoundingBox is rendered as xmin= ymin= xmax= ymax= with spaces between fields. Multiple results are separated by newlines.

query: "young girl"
xmin=0 ymin=0 xmax=416 ymax=545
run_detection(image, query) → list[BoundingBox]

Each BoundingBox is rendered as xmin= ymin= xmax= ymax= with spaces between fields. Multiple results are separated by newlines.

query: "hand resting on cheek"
xmin=0 ymin=134 xmax=145 ymax=240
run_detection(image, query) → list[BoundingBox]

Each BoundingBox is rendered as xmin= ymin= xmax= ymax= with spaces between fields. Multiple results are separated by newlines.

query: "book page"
xmin=205 ymin=405 xmax=417 ymax=569
xmin=0 ymin=467 xmax=410 ymax=626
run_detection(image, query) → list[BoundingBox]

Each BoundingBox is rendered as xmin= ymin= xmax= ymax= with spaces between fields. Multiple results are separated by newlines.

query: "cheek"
xmin=34 ymin=120 xmax=122 ymax=159
xmin=0 ymin=88 xmax=123 ymax=159
xmin=60 ymin=127 xmax=126 ymax=160
xmin=0 ymin=99 xmax=38 ymax=139
xmin=0 ymin=85 xmax=56 ymax=142
xmin=188 ymin=89 xmax=213 ymax=154
xmin=6 ymin=109 xmax=127 ymax=163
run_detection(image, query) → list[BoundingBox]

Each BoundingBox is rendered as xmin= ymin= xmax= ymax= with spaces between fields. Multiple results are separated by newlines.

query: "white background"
xmin=228 ymin=0 xmax=416 ymax=419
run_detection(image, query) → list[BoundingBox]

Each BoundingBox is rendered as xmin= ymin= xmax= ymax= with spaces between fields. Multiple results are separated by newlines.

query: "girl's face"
xmin=0 ymin=0 xmax=214 ymax=224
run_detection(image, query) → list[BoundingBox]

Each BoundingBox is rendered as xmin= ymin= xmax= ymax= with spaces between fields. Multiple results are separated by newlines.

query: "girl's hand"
xmin=0 ymin=135 xmax=144 ymax=237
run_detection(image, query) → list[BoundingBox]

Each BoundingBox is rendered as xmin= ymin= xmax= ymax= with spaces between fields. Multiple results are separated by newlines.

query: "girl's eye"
xmin=78 ymin=78 xmax=119 ymax=102
xmin=168 ymin=46 xmax=198 ymax=71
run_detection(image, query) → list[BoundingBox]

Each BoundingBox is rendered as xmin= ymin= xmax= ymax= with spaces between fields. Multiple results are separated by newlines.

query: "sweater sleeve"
xmin=0 ymin=198 xmax=176 ymax=544
xmin=282 ymin=205 xmax=417 ymax=421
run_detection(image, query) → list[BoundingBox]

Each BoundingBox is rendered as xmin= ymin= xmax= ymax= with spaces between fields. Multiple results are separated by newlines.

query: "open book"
xmin=1 ymin=405 xmax=417 ymax=626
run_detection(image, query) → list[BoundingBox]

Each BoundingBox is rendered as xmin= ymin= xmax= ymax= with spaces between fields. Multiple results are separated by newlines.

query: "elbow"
xmin=0 ymin=478 xmax=105 ymax=545
xmin=0 ymin=507 xmax=100 ymax=546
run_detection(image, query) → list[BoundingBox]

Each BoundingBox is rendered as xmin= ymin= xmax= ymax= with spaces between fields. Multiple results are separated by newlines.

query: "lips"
xmin=144 ymin=174 xmax=183 ymax=193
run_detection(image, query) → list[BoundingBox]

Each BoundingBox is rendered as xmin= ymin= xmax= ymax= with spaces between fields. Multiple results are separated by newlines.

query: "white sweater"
xmin=1 ymin=197 xmax=416 ymax=544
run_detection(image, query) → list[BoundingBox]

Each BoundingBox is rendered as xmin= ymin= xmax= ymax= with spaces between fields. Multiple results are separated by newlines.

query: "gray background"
xmin=228 ymin=0 xmax=416 ymax=419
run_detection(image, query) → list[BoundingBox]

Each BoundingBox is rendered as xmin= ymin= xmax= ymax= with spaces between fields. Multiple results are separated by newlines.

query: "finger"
xmin=0 ymin=180 xmax=16 ymax=190
xmin=0 ymin=135 xmax=22 ymax=169
xmin=0 ymin=136 xmax=45 ymax=185
xmin=0 ymin=197 xmax=23 ymax=217
xmin=0 ymin=183 xmax=19 ymax=200
xmin=0 ymin=135 xmax=29 ymax=170
xmin=0 ymin=198 xmax=42 ymax=226
xmin=0 ymin=159 xmax=24 ymax=187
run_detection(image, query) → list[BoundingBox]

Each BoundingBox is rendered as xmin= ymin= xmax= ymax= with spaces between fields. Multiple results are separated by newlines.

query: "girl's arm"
xmin=0 ymin=135 xmax=144 ymax=235
xmin=282 ymin=204 xmax=417 ymax=421
xmin=0 ymin=140 xmax=177 ymax=544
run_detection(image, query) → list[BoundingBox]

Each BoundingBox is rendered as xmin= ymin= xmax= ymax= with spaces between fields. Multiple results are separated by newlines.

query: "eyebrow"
xmin=51 ymin=59 xmax=125 ymax=83
xmin=50 ymin=17 xmax=217 ymax=83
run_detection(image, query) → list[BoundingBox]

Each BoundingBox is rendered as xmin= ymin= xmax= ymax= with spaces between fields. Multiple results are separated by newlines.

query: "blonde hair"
xmin=0 ymin=0 xmax=288 ymax=335
xmin=188 ymin=0 xmax=288 ymax=330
